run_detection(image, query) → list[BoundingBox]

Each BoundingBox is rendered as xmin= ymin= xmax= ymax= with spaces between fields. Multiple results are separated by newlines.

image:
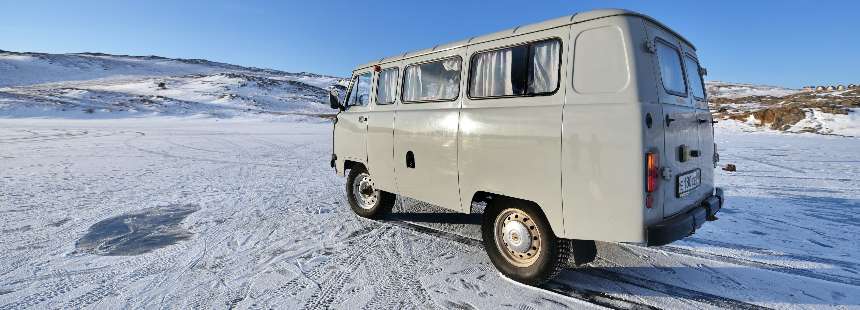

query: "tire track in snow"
xmin=658 ymin=244 xmax=860 ymax=287
xmin=382 ymin=219 xmax=772 ymax=310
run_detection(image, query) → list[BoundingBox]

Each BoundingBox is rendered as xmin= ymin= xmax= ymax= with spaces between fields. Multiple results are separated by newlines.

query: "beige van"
xmin=328 ymin=8 xmax=724 ymax=285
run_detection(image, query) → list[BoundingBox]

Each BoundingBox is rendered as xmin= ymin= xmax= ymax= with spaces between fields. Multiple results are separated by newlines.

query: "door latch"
xmin=665 ymin=115 xmax=676 ymax=127
xmin=358 ymin=116 xmax=367 ymax=123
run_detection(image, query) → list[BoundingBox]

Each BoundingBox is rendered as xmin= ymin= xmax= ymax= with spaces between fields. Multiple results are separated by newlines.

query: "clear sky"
xmin=1 ymin=0 xmax=857 ymax=88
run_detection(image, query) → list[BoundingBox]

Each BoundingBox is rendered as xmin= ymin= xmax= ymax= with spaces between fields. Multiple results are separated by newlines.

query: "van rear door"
xmin=645 ymin=23 xmax=706 ymax=218
xmin=680 ymin=47 xmax=716 ymax=203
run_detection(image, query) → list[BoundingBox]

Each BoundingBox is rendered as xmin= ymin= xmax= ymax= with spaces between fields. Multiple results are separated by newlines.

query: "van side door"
xmin=365 ymin=66 xmax=400 ymax=193
xmin=393 ymin=51 xmax=464 ymax=211
xmin=334 ymin=71 xmax=373 ymax=167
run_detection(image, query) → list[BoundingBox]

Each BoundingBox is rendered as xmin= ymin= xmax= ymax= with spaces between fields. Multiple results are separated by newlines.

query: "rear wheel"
xmin=481 ymin=198 xmax=594 ymax=285
xmin=346 ymin=165 xmax=394 ymax=218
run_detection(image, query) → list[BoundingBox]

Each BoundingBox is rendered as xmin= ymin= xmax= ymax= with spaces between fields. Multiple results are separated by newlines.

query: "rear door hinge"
xmin=645 ymin=40 xmax=657 ymax=53
xmin=661 ymin=167 xmax=673 ymax=180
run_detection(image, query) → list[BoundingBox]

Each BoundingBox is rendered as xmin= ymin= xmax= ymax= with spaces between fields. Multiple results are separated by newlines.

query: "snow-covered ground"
xmin=0 ymin=117 xmax=858 ymax=309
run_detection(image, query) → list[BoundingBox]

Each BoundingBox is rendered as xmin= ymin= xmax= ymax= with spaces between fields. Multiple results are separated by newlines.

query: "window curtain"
xmin=403 ymin=66 xmax=422 ymax=102
xmin=403 ymin=59 xmax=460 ymax=101
xmin=470 ymin=48 xmax=513 ymax=97
xmin=528 ymin=40 xmax=560 ymax=93
xmin=378 ymin=70 xmax=398 ymax=104
xmin=441 ymin=59 xmax=461 ymax=99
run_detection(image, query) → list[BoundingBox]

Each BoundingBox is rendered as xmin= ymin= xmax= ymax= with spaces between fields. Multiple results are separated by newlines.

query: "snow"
xmin=789 ymin=108 xmax=860 ymax=137
xmin=1 ymin=117 xmax=858 ymax=309
xmin=716 ymin=109 xmax=860 ymax=138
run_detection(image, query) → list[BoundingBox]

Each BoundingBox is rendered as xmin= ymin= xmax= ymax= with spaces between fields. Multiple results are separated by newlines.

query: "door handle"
xmin=697 ymin=118 xmax=708 ymax=124
xmin=358 ymin=116 xmax=367 ymax=123
xmin=665 ymin=115 xmax=676 ymax=127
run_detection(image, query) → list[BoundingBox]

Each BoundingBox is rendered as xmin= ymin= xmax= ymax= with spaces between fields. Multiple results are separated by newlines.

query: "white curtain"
xmin=529 ymin=40 xmax=560 ymax=93
xmin=403 ymin=66 xmax=422 ymax=102
xmin=378 ymin=69 xmax=398 ymax=104
xmin=470 ymin=49 xmax=513 ymax=97
xmin=441 ymin=59 xmax=461 ymax=99
xmin=403 ymin=59 xmax=461 ymax=102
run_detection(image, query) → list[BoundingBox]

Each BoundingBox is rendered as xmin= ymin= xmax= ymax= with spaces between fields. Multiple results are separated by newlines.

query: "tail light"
xmin=647 ymin=152 xmax=659 ymax=193
xmin=646 ymin=152 xmax=659 ymax=209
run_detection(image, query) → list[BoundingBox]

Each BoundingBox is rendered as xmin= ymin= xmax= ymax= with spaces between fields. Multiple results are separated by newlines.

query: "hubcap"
xmin=352 ymin=173 xmax=379 ymax=210
xmin=494 ymin=208 xmax=542 ymax=267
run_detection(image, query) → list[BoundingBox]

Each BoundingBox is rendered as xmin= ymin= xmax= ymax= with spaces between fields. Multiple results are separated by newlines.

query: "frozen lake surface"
xmin=0 ymin=118 xmax=858 ymax=309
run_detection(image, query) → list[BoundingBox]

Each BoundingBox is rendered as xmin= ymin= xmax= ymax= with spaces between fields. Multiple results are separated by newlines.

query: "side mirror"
xmin=329 ymin=88 xmax=344 ymax=111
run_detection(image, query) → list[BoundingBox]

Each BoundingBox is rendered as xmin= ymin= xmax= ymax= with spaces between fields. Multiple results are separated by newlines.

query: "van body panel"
xmin=392 ymin=49 xmax=465 ymax=211
xmin=458 ymin=27 xmax=569 ymax=234
xmin=561 ymin=16 xmax=645 ymax=241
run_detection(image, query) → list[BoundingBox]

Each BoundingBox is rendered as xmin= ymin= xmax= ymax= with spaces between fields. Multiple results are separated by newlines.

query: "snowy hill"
xmin=0 ymin=50 xmax=343 ymax=118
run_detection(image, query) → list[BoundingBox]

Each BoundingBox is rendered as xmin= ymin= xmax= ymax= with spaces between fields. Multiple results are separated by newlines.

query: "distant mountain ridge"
xmin=0 ymin=50 xmax=343 ymax=118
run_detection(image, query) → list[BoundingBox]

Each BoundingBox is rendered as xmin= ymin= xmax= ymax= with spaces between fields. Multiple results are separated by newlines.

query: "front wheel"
xmin=346 ymin=165 xmax=394 ymax=218
xmin=481 ymin=199 xmax=593 ymax=285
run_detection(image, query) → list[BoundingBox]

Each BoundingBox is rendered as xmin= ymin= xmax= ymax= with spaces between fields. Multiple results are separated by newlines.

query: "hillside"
xmin=0 ymin=50 xmax=342 ymax=118
xmin=707 ymin=81 xmax=860 ymax=137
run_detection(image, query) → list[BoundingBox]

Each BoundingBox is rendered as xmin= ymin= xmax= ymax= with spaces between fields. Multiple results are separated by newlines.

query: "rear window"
xmin=655 ymin=40 xmax=687 ymax=96
xmin=683 ymin=56 xmax=706 ymax=100
xmin=468 ymin=39 xmax=560 ymax=98
xmin=402 ymin=57 xmax=462 ymax=103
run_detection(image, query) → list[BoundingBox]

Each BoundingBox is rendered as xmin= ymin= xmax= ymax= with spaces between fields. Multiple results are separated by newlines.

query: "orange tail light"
xmin=647 ymin=152 xmax=659 ymax=193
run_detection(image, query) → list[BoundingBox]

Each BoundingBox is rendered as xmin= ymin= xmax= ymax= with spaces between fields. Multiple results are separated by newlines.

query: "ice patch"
xmin=74 ymin=203 xmax=200 ymax=256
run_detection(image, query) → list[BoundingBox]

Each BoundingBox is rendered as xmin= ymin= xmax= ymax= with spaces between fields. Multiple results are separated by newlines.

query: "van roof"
xmin=354 ymin=8 xmax=694 ymax=72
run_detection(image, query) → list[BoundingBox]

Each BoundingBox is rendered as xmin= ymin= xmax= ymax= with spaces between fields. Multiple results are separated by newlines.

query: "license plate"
xmin=677 ymin=169 xmax=701 ymax=197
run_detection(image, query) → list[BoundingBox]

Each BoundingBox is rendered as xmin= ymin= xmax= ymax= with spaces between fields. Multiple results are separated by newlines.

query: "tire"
xmin=481 ymin=198 xmax=584 ymax=286
xmin=346 ymin=165 xmax=395 ymax=219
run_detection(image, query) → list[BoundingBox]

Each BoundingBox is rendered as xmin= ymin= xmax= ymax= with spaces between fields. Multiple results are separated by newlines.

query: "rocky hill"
xmin=707 ymin=82 xmax=859 ymax=137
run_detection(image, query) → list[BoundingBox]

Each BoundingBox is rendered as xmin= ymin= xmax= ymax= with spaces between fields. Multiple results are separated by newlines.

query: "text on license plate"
xmin=677 ymin=169 xmax=701 ymax=197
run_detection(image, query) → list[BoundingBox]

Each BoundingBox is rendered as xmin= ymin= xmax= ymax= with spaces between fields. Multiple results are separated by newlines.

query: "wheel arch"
xmin=470 ymin=191 xmax=564 ymax=237
xmin=343 ymin=160 xmax=365 ymax=174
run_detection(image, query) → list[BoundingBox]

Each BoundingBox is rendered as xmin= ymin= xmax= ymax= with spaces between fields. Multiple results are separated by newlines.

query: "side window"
xmin=376 ymin=68 xmax=399 ymax=105
xmin=346 ymin=73 xmax=372 ymax=107
xmin=655 ymin=40 xmax=687 ymax=96
xmin=469 ymin=39 xmax=561 ymax=98
xmin=402 ymin=57 xmax=461 ymax=103
xmin=683 ymin=56 xmax=706 ymax=100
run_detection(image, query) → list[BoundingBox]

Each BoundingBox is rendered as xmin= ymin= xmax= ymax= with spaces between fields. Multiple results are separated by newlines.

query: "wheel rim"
xmin=494 ymin=208 xmax=542 ymax=267
xmin=352 ymin=172 xmax=379 ymax=210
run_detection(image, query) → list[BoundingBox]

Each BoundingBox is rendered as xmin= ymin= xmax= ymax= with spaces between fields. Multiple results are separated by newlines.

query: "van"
xmin=328 ymin=9 xmax=724 ymax=285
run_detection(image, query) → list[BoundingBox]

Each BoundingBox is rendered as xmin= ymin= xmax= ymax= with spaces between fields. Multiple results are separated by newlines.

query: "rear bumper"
xmin=646 ymin=187 xmax=724 ymax=246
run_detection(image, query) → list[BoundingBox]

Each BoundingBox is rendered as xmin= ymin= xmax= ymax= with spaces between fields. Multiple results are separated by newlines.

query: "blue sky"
xmin=1 ymin=1 xmax=857 ymax=88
